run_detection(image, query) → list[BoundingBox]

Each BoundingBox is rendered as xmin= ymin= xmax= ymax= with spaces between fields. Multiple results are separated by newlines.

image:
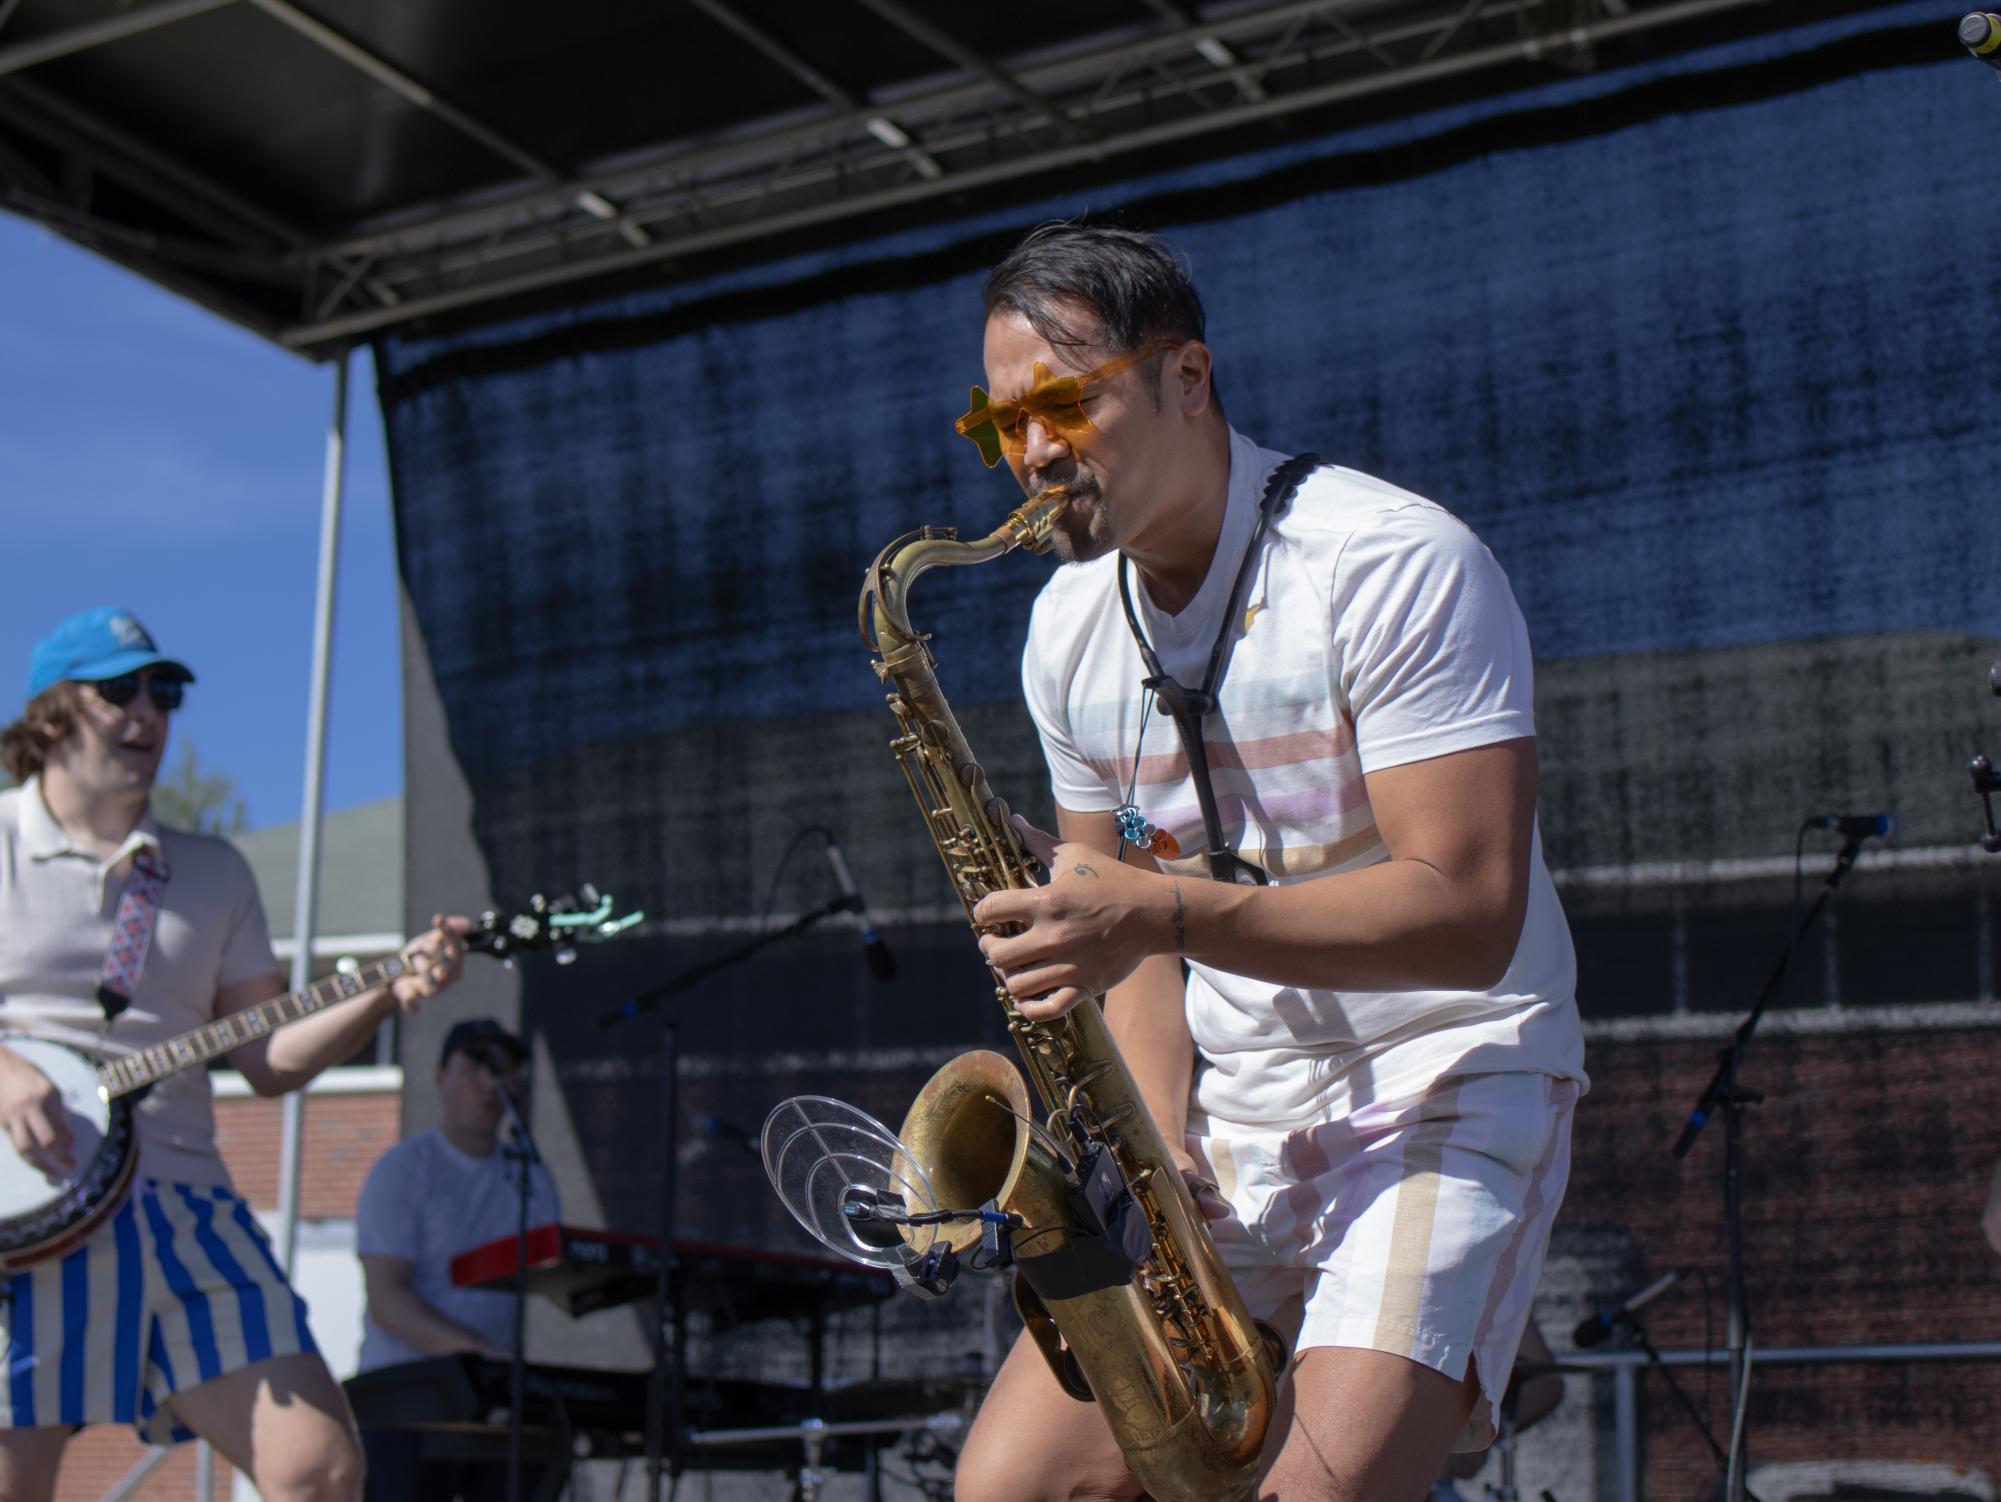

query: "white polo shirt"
xmin=0 ymin=780 xmax=282 ymax=1187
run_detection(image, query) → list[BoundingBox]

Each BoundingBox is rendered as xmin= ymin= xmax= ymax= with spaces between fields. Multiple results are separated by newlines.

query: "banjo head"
xmin=0 ymin=1036 xmax=133 ymax=1267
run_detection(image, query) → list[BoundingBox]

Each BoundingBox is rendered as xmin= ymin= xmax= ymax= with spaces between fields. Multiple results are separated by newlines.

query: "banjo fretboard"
xmin=96 ymin=957 xmax=408 ymax=1099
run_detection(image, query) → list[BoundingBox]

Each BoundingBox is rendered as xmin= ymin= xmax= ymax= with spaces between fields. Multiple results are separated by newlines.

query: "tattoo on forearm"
xmin=1073 ymin=862 xmax=1098 ymax=878
xmin=1171 ymin=882 xmax=1186 ymax=952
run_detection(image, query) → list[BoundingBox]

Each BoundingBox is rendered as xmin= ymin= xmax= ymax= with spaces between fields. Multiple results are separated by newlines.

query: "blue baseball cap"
xmin=26 ymin=608 xmax=195 ymax=701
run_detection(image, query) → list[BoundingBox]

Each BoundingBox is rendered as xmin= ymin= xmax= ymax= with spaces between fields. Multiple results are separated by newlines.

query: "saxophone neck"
xmin=863 ymin=487 xmax=1074 ymax=652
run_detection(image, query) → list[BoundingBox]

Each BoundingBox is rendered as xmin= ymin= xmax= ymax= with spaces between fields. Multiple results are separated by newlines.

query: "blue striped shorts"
xmin=0 ymin=1179 xmax=318 ymax=1443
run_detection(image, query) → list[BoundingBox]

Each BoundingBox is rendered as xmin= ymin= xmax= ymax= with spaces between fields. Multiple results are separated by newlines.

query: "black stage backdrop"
xmin=379 ymin=3 xmax=2001 ymax=1490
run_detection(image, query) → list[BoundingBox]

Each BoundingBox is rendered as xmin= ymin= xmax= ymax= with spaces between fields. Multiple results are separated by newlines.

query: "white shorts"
xmin=0 ymin=1179 xmax=318 ymax=1444
xmin=1187 ymin=1070 xmax=1578 ymax=1452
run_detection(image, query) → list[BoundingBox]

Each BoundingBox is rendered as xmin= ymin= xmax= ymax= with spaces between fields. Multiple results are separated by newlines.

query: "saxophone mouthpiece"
xmin=1001 ymin=486 xmax=1073 ymax=555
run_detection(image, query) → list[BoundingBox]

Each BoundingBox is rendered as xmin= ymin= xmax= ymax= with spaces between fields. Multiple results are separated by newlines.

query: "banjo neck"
xmin=0 ymin=889 xmax=637 ymax=1274
xmin=94 ymin=957 xmax=409 ymax=1101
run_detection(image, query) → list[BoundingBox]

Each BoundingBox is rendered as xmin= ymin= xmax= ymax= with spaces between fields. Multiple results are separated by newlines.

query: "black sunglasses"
xmin=91 ymin=673 xmax=185 ymax=713
xmin=464 ymin=1045 xmax=525 ymax=1079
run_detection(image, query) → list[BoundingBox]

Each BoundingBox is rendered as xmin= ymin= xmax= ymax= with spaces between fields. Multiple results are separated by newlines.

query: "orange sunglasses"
xmin=953 ymin=340 xmax=1177 ymax=468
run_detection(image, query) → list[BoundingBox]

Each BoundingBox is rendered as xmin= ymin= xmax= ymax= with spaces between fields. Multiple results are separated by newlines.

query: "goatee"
xmin=1042 ymin=477 xmax=1112 ymax=564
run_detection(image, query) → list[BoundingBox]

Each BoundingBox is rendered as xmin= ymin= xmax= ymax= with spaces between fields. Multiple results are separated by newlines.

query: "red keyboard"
xmin=449 ymin=1223 xmax=893 ymax=1319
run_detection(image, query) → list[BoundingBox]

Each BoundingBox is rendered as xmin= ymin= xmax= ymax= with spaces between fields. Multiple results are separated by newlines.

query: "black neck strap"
xmin=1116 ymin=451 xmax=1321 ymax=884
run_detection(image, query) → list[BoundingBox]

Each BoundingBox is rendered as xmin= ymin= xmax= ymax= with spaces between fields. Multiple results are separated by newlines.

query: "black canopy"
xmin=0 ymin=0 xmax=1893 ymax=358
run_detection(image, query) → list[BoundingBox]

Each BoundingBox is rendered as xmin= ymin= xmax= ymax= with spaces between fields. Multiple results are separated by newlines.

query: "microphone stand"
xmin=598 ymin=894 xmax=861 ymax=1502
xmin=492 ymin=1072 xmax=542 ymax=1502
xmin=1619 ymin=1316 xmax=1736 ymax=1483
xmin=1672 ymin=836 xmax=1865 ymax=1502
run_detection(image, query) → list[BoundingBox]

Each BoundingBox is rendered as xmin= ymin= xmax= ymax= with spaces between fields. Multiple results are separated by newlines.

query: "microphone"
xmin=1963 ymin=13 xmax=2001 ymax=71
xmin=824 ymin=836 xmax=897 ymax=982
xmin=1806 ymin=812 xmax=1897 ymax=842
xmin=470 ymin=1048 xmax=525 ymax=1094
xmin=1572 ymin=1267 xmax=1692 ymax=1348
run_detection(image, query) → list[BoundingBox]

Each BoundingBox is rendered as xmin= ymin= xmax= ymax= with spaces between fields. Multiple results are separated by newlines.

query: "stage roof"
xmin=0 ymin=0 xmax=1908 ymax=359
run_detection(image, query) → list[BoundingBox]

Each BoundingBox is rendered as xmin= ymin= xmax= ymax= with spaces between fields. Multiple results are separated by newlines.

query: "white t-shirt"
xmin=0 ymin=780 xmax=282 ymax=1187
xmin=1022 ymin=429 xmax=1586 ymax=1129
xmin=355 ymin=1125 xmax=561 ymax=1371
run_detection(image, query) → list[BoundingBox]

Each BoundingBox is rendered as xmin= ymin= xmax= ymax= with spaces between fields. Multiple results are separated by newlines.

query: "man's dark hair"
xmin=983 ymin=222 xmax=1209 ymax=359
xmin=1 ymin=683 xmax=81 ymax=784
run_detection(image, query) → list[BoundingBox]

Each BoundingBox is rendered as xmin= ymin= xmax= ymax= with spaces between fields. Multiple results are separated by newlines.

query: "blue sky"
xmin=0 ymin=211 xmax=402 ymax=829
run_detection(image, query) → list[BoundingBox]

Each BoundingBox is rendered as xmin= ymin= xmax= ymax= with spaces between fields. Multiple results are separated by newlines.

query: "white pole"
xmin=276 ymin=347 xmax=349 ymax=1276
xmin=98 ymin=1444 xmax=171 ymax=1500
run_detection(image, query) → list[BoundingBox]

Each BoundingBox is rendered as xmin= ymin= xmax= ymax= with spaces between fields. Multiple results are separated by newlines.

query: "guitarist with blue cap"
xmin=0 ymin=606 xmax=474 ymax=1502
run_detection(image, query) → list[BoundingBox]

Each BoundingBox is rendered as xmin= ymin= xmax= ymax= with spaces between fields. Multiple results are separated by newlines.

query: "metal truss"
xmin=0 ymin=0 xmax=1774 ymax=356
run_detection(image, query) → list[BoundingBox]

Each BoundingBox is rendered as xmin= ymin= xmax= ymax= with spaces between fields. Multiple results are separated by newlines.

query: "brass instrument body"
xmin=860 ymin=493 xmax=1277 ymax=1502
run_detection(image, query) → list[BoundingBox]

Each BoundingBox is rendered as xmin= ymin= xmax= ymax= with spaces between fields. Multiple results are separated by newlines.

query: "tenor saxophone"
xmin=859 ymin=489 xmax=1278 ymax=1502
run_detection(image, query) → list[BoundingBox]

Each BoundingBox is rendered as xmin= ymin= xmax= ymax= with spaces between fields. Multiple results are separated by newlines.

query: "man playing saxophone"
xmin=951 ymin=224 xmax=1586 ymax=1502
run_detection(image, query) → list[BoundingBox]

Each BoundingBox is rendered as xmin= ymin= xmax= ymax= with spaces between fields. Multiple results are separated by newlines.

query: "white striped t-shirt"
xmin=1022 ymin=429 xmax=1585 ymax=1129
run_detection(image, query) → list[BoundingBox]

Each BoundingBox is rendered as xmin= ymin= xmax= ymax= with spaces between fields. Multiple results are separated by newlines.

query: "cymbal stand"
xmin=797 ymin=1418 xmax=834 ymax=1502
xmin=598 ymin=895 xmax=864 ymax=1502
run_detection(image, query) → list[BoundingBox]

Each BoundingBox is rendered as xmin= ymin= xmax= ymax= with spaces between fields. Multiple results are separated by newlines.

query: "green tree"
xmin=151 ymin=741 xmax=248 ymax=836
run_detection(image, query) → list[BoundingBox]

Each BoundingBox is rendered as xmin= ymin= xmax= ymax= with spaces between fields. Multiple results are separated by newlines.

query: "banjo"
xmin=0 ymin=887 xmax=640 ymax=1271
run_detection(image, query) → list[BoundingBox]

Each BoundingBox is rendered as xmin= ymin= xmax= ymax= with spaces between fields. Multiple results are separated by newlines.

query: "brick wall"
xmin=210 ymin=1086 xmax=402 ymax=1220
xmin=1558 ymin=1025 xmax=2001 ymax=1499
xmin=51 ymin=1433 xmax=220 ymax=1502
xmin=49 ymin=1074 xmax=401 ymax=1502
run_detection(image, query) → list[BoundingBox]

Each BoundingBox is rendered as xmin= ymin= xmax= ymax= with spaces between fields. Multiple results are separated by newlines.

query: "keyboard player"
xmin=354 ymin=1018 xmax=561 ymax=1499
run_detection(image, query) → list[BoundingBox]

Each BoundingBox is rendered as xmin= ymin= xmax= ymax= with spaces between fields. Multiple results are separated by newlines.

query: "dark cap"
xmin=439 ymin=1018 xmax=528 ymax=1069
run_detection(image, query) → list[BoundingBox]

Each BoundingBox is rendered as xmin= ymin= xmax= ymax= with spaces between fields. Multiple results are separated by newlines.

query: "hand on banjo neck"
xmin=0 ymin=912 xmax=476 ymax=1186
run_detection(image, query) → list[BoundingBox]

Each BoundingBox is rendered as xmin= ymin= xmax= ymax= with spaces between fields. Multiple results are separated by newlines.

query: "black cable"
xmin=1627 ymin=1321 xmax=1741 ymax=1488
xmin=759 ymin=823 xmax=832 ymax=935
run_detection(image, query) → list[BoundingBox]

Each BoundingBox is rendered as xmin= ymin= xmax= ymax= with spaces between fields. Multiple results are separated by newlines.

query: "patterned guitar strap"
xmin=97 ymin=846 xmax=169 ymax=1022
